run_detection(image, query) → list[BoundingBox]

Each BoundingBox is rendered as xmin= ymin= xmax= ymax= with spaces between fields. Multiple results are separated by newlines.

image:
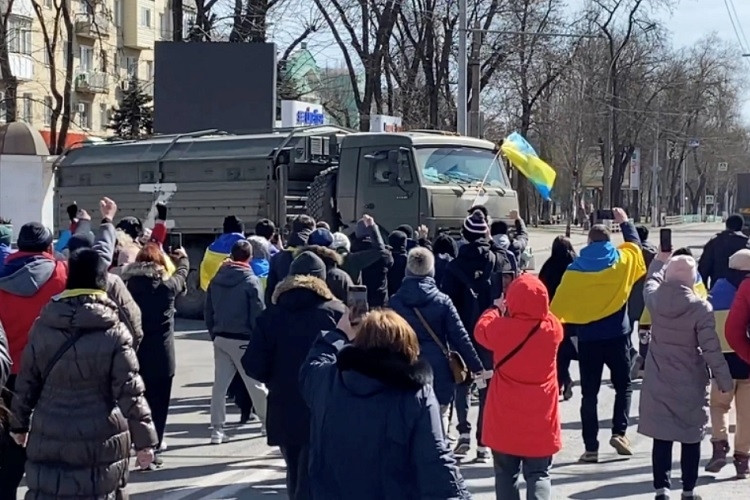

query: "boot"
xmin=705 ymin=440 xmax=730 ymax=473
xmin=734 ymin=452 xmax=749 ymax=479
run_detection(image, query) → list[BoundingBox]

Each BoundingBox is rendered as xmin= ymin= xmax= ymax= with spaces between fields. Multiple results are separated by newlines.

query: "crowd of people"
xmin=1 ymin=198 xmax=750 ymax=500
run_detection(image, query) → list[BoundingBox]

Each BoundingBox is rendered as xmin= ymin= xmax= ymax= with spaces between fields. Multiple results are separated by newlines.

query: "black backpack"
xmin=447 ymin=253 xmax=497 ymax=333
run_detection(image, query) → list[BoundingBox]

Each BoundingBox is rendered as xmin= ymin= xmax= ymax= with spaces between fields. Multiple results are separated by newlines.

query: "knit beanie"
xmin=17 ymin=222 xmax=53 ymax=252
xmin=664 ymin=255 xmax=697 ymax=287
xmin=462 ymin=210 xmax=489 ymax=242
xmin=729 ymin=249 xmax=750 ymax=271
xmin=468 ymin=205 xmax=489 ymax=219
xmin=223 ymin=215 xmax=244 ymax=234
xmin=309 ymin=228 xmax=334 ymax=248
xmin=290 ymin=250 xmax=327 ymax=280
xmin=388 ymin=230 xmax=408 ymax=253
xmin=0 ymin=224 xmax=12 ymax=246
xmin=396 ymin=224 xmax=415 ymax=240
xmin=406 ymin=247 xmax=435 ymax=278
xmin=332 ymin=232 xmax=351 ymax=253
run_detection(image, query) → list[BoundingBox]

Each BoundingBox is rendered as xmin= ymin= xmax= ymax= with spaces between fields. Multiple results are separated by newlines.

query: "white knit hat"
xmin=729 ymin=249 xmax=750 ymax=271
xmin=331 ymin=232 xmax=351 ymax=252
xmin=664 ymin=255 xmax=697 ymax=286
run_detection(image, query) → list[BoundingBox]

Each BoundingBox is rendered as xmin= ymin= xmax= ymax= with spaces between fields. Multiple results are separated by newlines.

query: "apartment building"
xmin=0 ymin=0 xmax=195 ymax=148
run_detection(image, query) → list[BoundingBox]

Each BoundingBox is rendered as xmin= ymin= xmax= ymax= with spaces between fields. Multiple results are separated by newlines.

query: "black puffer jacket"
xmin=120 ymin=257 xmax=188 ymax=379
xmin=302 ymin=245 xmax=354 ymax=303
xmin=11 ymin=293 xmax=157 ymax=499
xmin=698 ymin=230 xmax=750 ymax=288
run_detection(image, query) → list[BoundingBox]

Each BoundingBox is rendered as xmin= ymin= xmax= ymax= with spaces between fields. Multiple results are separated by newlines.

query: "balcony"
xmin=2 ymin=53 xmax=34 ymax=81
xmin=75 ymin=71 xmax=110 ymax=94
xmin=75 ymin=13 xmax=110 ymax=39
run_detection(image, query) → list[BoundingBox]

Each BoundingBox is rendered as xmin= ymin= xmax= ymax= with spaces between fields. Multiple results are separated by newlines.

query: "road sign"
xmin=705 ymin=195 xmax=715 ymax=205
xmin=718 ymin=162 xmax=728 ymax=172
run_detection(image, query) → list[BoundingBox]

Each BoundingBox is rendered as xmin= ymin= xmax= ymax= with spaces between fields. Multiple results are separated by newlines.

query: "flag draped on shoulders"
xmin=551 ymin=241 xmax=646 ymax=324
xmin=200 ymin=233 xmax=246 ymax=291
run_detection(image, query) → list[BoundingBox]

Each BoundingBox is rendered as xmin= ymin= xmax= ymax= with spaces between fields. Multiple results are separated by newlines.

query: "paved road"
xmin=17 ymin=222 xmax=745 ymax=499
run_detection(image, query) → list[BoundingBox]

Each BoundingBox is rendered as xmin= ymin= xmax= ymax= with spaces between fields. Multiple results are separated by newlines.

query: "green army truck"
xmin=55 ymin=126 xmax=519 ymax=316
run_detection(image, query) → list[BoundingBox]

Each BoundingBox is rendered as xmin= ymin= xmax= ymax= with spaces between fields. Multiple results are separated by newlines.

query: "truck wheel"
xmin=306 ymin=166 xmax=339 ymax=230
xmin=175 ymin=269 xmax=205 ymax=319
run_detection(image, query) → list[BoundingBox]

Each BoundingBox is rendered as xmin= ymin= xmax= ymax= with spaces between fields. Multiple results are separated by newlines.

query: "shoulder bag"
xmin=41 ymin=330 xmax=84 ymax=382
xmin=413 ymin=308 xmax=469 ymax=384
xmin=494 ymin=321 xmax=542 ymax=371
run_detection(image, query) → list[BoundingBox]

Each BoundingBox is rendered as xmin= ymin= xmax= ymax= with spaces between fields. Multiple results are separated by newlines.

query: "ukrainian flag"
xmin=551 ymin=241 xmax=646 ymax=324
xmin=708 ymin=279 xmax=734 ymax=352
xmin=501 ymin=132 xmax=557 ymax=200
xmin=199 ymin=233 xmax=246 ymax=291
xmin=639 ymin=272 xmax=707 ymax=326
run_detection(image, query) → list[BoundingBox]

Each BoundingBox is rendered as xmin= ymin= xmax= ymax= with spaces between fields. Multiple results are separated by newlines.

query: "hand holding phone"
xmin=659 ymin=228 xmax=672 ymax=253
xmin=347 ymin=286 xmax=369 ymax=327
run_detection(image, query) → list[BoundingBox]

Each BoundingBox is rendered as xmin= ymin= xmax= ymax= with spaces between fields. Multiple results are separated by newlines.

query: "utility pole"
xmin=468 ymin=23 xmax=482 ymax=138
xmin=651 ymin=120 xmax=659 ymax=227
xmin=457 ymin=0 xmax=467 ymax=135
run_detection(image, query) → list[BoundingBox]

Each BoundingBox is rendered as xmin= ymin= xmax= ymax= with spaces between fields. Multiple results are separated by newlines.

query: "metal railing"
xmin=74 ymin=13 xmax=110 ymax=37
xmin=75 ymin=71 xmax=109 ymax=93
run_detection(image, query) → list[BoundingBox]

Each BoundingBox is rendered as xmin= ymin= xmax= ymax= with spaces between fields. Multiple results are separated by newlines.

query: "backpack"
xmin=447 ymin=252 xmax=497 ymax=333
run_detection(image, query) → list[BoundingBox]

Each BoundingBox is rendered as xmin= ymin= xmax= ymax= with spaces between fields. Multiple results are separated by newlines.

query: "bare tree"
xmin=0 ymin=0 xmax=18 ymax=122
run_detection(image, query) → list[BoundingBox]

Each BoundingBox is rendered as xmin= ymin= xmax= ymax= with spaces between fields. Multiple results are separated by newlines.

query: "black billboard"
xmin=153 ymin=42 xmax=277 ymax=134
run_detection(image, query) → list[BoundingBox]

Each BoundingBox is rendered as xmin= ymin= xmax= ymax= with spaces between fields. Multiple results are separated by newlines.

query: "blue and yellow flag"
xmin=708 ymin=279 xmax=734 ymax=352
xmin=551 ymin=241 xmax=646 ymax=324
xmin=501 ymin=132 xmax=556 ymax=200
xmin=199 ymin=233 xmax=246 ymax=291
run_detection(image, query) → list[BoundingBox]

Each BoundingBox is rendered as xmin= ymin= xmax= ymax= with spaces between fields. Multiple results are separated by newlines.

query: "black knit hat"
xmin=290 ymin=251 xmax=327 ymax=280
xmin=396 ymin=224 xmax=415 ymax=240
xmin=468 ymin=205 xmax=489 ymax=218
xmin=223 ymin=215 xmax=244 ymax=234
xmin=462 ymin=210 xmax=489 ymax=242
xmin=388 ymin=230 xmax=408 ymax=252
xmin=17 ymin=222 xmax=53 ymax=252
xmin=67 ymin=248 xmax=107 ymax=291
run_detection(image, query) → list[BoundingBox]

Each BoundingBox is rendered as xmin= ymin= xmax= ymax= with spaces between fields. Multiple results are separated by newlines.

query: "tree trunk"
xmin=172 ymin=0 xmax=184 ymax=41
xmin=0 ymin=3 xmax=17 ymax=122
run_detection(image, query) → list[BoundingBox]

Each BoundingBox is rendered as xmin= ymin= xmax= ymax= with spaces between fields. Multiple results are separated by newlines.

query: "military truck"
xmin=735 ymin=172 xmax=750 ymax=232
xmin=55 ymin=126 xmax=519 ymax=316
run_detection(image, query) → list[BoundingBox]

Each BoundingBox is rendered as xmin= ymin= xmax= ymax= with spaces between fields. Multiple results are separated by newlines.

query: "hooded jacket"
xmin=698 ymin=229 xmax=750 ymax=289
xmin=11 ymin=292 xmax=157 ymax=499
xmin=388 ymin=276 xmax=483 ymax=405
xmin=265 ymin=227 xmax=312 ymax=304
xmin=205 ymin=261 xmax=265 ymax=340
xmin=302 ymin=245 xmax=354 ymax=303
xmin=243 ymin=274 xmax=345 ymax=447
xmin=0 ymin=221 xmax=115 ymax=374
xmin=200 ymin=232 xmax=246 ymax=291
xmin=120 ymin=257 xmax=189 ymax=379
xmin=475 ymin=274 xmax=563 ymax=458
xmin=300 ymin=329 xmax=471 ymax=500
xmin=639 ymin=260 xmax=733 ymax=444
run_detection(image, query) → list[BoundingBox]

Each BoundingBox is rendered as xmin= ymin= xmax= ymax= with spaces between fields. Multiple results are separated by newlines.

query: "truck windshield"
xmin=414 ymin=147 xmax=510 ymax=188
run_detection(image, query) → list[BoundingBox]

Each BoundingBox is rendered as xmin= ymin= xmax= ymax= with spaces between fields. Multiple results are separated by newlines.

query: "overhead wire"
xmin=724 ymin=0 xmax=748 ymax=53
xmin=728 ymin=0 xmax=750 ymax=51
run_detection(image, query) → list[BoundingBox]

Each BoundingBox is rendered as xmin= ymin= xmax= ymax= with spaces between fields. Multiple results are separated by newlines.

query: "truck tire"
xmin=306 ymin=166 xmax=339 ymax=230
xmin=175 ymin=269 xmax=205 ymax=319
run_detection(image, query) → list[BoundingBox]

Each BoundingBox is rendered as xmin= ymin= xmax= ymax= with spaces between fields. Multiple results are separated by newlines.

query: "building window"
xmin=79 ymin=102 xmax=91 ymax=129
xmin=22 ymin=94 xmax=33 ymax=123
xmin=159 ymin=13 xmax=169 ymax=39
xmin=126 ymin=56 xmax=138 ymax=78
xmin=79 ymin=0 xmax=93 ymax=15
xmin=100 ymin=50 xmax=108 ymax=72
xmin=183 ymin=14 xmax=195 ymax=38
xmin=145 ymin=61 xmax=153 ymax=81
xmin=100 ymin=103 xmax=109 ymax=130
xmin=43 ymin=96 xmax=53 ymax=126
xmin=8 ymin=18 xmax=32 ymax=55
xmin=80 ymin=46 xmax=94 ymax=72
xmin=44 ymin=0 xmax=52 ymax=8
xmin=114 ymin=0 xmax=123 ymax=27
xmin=43 ymin=48 xmax=50 ymax=66
xmin=140 ymin=7 xmax=152 ymax=28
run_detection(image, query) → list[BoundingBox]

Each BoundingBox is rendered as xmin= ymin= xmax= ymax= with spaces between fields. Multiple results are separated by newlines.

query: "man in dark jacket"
xmin=387 ymin=230 xmax=408 ymax=297
xmin=206 ymin=240 xmax=268 ymax=445
xmin=699 ymin=214 xmax=750 ymax=289
xmin=349 ymin=215 xmax=393 ymax=307
xmin=302 ymin=244 xmax=353 ymax=303
xmin=442 ymin=209 xmax=503 ymax=463
xmin=265 ymin=215 xmax=315 ymax=303
xmin=243 ymin=250 xmax=345 ymax=500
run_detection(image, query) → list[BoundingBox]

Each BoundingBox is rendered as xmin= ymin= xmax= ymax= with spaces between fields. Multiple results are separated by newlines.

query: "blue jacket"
xmin=0 ymin=244 xmax=13 ymax=275
xmin=300 ymin=329 xmax=471 ymax=500
xmin=389 ymin=277 xmax=482 ymax=405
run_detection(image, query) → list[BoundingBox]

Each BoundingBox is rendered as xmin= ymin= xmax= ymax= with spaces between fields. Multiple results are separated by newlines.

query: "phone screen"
xmin=659 ymin=228 xmax=672 ymax=253
xmin=596 ymin=209 xmax=614 ymax=222
xmin=165 ymin=232 xmax=183 ymax=253
xmin=347 ymin=285 xmax=369 ymax=325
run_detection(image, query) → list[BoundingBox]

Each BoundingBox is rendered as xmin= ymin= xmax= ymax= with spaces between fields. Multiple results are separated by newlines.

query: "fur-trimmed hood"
xmin=337 ymin=345 xmax=433 ymax=395
xmin=271 ymin=274 xmax=335 ymax=305
xmin=301 ymin=245 xmax=343 ymax=269
xmin=118 ymin=261 xmax=169 ymax=282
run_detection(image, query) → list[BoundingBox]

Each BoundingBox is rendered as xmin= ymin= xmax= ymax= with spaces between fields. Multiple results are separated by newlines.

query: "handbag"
xmin=494 ymin=321 xmax=542 ymax=371
xmin=413 ymin=308 xmax=469 ymax=384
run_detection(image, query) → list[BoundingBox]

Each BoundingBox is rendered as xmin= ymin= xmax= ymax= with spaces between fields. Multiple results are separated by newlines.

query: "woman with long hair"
xmin=538 ymin=236 xmax=578 ymax=399
xmin=119 ymin=241 xmax=188 ymax=468
xmin=300 ymin=309 xmax=470 ymax=499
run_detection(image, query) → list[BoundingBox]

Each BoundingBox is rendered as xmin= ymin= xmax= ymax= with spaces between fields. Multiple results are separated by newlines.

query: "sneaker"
xmin=210 ymin=429 xmax=230 ymax=445
xmin=705 ymin=440 xmax=730 ymax=473
xmin=579 ymin=451 xmax=599 ymax=463
xmin=158 ymin=440 xmax=167 ymax=452
xmin=734 ymin=453 xmax=749 ymax=479
xmin=454 ymin=435 xmax=471 ymax=456
xmin=476 ymin=446 xmax=490 ymax=464
xmin=681 ymin=493 xmax=701 ymax=500
xmin=610 ymin=435 xmax=633 ymax=456
xmin=630 ymin=354 xmax=644 ymax=379
xmin=655 ymin=495 xmax=669 ymax=500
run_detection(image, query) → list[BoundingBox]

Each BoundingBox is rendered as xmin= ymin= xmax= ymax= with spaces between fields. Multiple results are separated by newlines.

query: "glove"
xmin=66 ymin=202 xmax=78 ymax=222
xmin=156 ymin=202 xmax=167 ymax=221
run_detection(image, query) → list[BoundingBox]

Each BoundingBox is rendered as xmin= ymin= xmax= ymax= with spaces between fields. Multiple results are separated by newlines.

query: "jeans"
xmin=141 ymin=373 xmax=174 ymax=448
xmin=0 ymin=376 xmax=26 ymax=500
xmin=211 ymin=336 xmax=268 ymax=428
xmin=493 ymin=452 xmax=552 ymax=500
xmin=455 ymin=383 xmax=487 ymax=444
xmin=578 ymin=335 xmax=633 ymax=452
xmin=652 ymin=439 xmax=700 ymax=492
xmin=280 ymin=444 xmax=311 ymax=500
xmin=710 ymin=379 xmax=750 ymax=454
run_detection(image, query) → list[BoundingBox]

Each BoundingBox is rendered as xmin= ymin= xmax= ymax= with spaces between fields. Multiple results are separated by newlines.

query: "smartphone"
xmin=659 ymin=228 xmax=672 ymax=253
xmin=347 ymin=285 xmax=369 ymax=325
xmin=595 ymin=209 xmax=614 ymax=222
xmin=165 ymin=232 xmax=183 ymax=253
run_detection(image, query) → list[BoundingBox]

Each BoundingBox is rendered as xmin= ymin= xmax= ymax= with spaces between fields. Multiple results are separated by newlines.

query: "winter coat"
xmin=11 ymin=292 xmax=157 ymax=499
xmin=725 ymin=277 xmax=750 ymax=366
xmin=302 ymin=245 xmax=354 ymax=303
xmin=0 ymin=320 xmax=9 ymax=388
xmin=106 ymin=273 xmax=144 ymax=351
xmin=475 ymin=274 xmax=563 ymax=458
xmin=243 ymin=274 xmax=345 ymax=447
xmin=120 ymin=257 xmax=189 ymax=379
xmin=350 ymin=226 xmax=394 ymax=307
xmin=265 ymin=229 xmax=311 ymax=304
xmin=639 ymin=260 xmax=733 ymax=444
xmin=205 ymin=262 xmax=265 ymax=340
xmin=388 ymin=276 xmax=483 ymax=405
xmin=0 ymin=222 xmax=115 ymax=374
xmin=388 ymin=251 xmax=408 ymax=298
xmin=434 ymin=254 xmax=453 ymax=291
xmin=628 ymin=240 xmax=658 ymax=325
xmin=299 ymin=329 xmax=472 ymax=500
xmin=698 ymin=230 xmax=750 ymax=289
xmin=115 ymin=230 xmax=142 ymax=267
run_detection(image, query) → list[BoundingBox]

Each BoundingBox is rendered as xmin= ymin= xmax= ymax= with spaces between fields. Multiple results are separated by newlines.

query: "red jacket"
xmin=0 ymin=252 xmax=68 ymax=373
xmin=725 ymin=278 xmax=750 ymax=365
xmin=475 ymin=273 xmax=563 ymax=458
